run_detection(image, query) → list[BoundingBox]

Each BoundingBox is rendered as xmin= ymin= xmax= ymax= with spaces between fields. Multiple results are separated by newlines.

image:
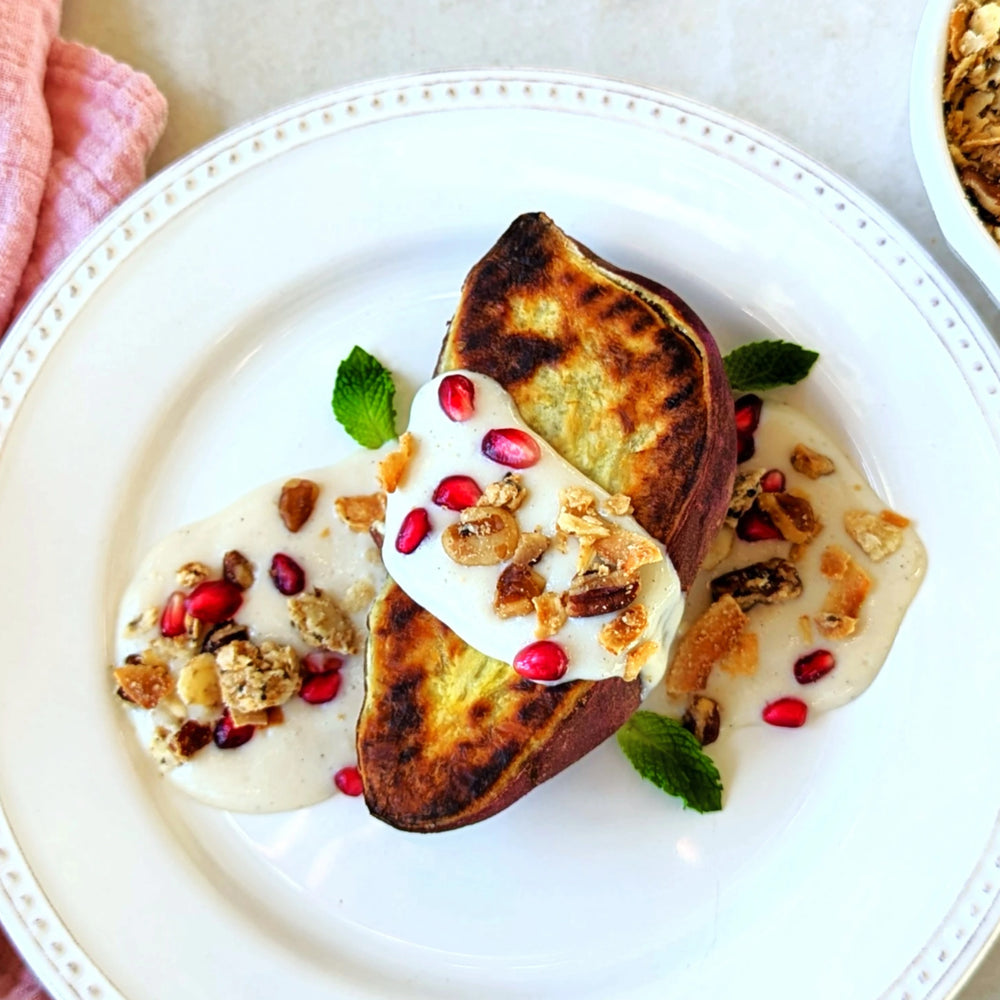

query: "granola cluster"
xmin=944 ymin=1 xmax=1000 ymax=237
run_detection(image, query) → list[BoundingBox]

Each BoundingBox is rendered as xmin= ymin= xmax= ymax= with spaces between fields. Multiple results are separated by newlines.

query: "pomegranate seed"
xmin=513 ymin=640 xmax=569 ymax=682
xmin=734 ymin=394 xmax=763 ymax=434
xmin=794 ymin=649 xmax=836 ymax=684
xmin=186 ymin=579 xmax=243 ymax=623
xmin=396 ymin=507 xmax=431 ymax=553
xmin=302 ymin=649 xmax=344 ymax=675
xmin=438 ymin=373 xmax=476 ymax=421
xmin=159 ymin=590 xmax=188 ymax=637
xmin=269 ymin=552 xmax=305 ymax=595
xmin=300 ymin=671 xmax=342 ymax=704
xmin=762 ymin=697 xmax=808 ymax=728
xmin=432 ymin=474 xmax=483 ymax=511
xmin=736 ymin=504 xmax=782 ymax=542
xmin=761 ymin=468 xmax=786 ymax=492
xmin=482 ymin=427 xmax=541 ymax=469
xmin=334 ymin=765 xmax=364 ymax=796
xmin=213 ymin=710 xmax=255 ymax=749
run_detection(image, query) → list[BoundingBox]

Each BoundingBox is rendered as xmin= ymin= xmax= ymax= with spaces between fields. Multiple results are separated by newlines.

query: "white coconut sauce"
xmin=114 ymin=383 xmax=924 ymax=814
xmin=381 ymin=372 xmax=685 ymax=689
xmin=654 ymin=400 xmax=926 ymax=732
xmin=114 ymin=450 xmax=388 ymax=813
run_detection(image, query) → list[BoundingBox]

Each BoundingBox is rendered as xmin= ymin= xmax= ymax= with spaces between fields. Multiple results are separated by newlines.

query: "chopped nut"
xmin=168 ymin=720 xmax=213 ymax=759
xmin=601 ymin=493 xmax=633 ymax=517
xmin=222 ymin=550 xmax=255 ymax=590
xmin=176 ymin=561 xmax=212 ymax=589
xmin=343 ymin=579 xmax=376 ymax=613
xmin=334 ymin=491 xmax=387 ymax=533
xmin=200 ymin=620 xmax=250 ymax=653
xmin=556 ymin=509 xmax=611 ymax=538
xmin=533 ymin=591 xmax=567 ymax=638
xmin=592 ymin=529 xmax=663 ymax=576
xmin=494 ymin=563 xmax=546 ymax=618
xmin=717 ymin=629 xmax=759 ymax=676
xmin=564 ymin=568 xmax=639 ymax=618
xmin=798 ymin=614 xmax=813 ymax=643
xmin=727 ymin=469 xmax=764 ymax=523
xmin=442 ymin=506 xmax=520 ymax=566
xmin=216 ymin=639 xmax=301 ymax=714
xmin=559 ymin=486 xmax=598 ymax=516
xmin=757 ymin=491 xmax=820 ymax=544
xmin=177 ymin=652 xmax=222 ymax=708
xmin=624 ymin=640 xmax=658 ymax=682
xmin=477 ymin=473 xmax=526 ymax=512
xmin=288 ymin=588 xmax=359 ymax=653
xmin=113 ymin=653 xmax=174 ymax=709
xmin=666 ymin=595 xmax=747 ymax=695
xmin=377 ymin=432 xmax=415 ymax=493
xmin=844 ymin=509 xmax=907 ymax=562
xmin=598 ymin=604 xmax=649 ymax=655
xmin=512 ymin=531 xmax=550 ymax=566
xmin=123 ymin=606 xmax=159 ymax=638
xmin=710 ymin=557 xmax=803 ymax=611
xmin=682 ymin=695 xmax=721 ymax=746
xmin=279 ymin=478 xmax=320 ymax=532
xmin=790 ymin=443 xmax=835 ymax=479
xmin=184 ymin=613 xmax=207 ymax=644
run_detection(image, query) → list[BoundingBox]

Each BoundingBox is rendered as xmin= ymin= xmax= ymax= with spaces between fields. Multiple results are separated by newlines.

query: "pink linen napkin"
xmin=0 ymin=0 xmax=167 ymax=335
xmin=0 ymin=0 xmax=166 ymax=994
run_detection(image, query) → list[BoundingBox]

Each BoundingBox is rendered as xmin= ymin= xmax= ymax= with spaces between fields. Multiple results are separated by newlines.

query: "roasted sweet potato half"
xmin=358 ymin=213 xmax=737 ymax=832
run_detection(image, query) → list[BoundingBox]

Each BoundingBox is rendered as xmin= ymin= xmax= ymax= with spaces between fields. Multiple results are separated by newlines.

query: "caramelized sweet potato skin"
xmin=358 ymin=213 xmax=736 ymax=832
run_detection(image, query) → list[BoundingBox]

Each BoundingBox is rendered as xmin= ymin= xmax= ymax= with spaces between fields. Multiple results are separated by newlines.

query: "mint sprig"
xmin=723 ymin=339 xmax=819 ymax=392
xmin=617 ymin=711 xmax=723 ymax=813
xmin=331 ymin=346 xmax=398 ymax=448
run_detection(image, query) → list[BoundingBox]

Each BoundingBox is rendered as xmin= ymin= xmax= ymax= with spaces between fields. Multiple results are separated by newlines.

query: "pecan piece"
xmin=200 ymin=620 xmax=250 ymax=653
xmin=682 ymin=695 xmax=721 ymax=746
xmin=710 ymin=557 xmax=803 ymax=611
xmin=494 ymin=563 xmax=546 ymax=619
xmin=278 ymin=478 xmax=320 ymax=532
xmin=222 ymin=549 xmax=255 ymax=590
xmin=564 ymin=568 xmax=639 ymax=618
xmin=533 ymin=591 xmax=567 ymax=638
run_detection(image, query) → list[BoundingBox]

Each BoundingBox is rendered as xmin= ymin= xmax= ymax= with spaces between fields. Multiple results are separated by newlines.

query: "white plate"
xmin=1 ymin=69 xmax=999 ymax=1000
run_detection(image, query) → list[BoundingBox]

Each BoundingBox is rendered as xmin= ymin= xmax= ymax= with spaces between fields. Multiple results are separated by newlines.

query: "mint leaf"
xmin=723 ymin=339 xmax=819 ymax=392
xmin=617 ymin=711 xmax=723 ymax=813
xmin=331 ymin=346 xmax=397 ymax=449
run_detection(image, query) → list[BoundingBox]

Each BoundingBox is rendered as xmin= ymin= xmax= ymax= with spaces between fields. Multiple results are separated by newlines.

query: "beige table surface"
xmin=52 ymin=1 xmax=1000 ymax=998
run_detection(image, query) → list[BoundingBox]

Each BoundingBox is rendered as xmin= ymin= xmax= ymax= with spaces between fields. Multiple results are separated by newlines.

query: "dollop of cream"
xmin=381 ymin=372 xmax=684 ymax=688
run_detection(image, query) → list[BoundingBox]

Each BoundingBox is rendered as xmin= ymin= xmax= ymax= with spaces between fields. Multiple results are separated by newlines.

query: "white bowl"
xmin=911 ymin=0 xmax=1000 ymax=303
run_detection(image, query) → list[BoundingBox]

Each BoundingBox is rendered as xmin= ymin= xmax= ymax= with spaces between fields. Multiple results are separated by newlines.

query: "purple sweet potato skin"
xmin=359 ymin=213 xmax=737 ymax=832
